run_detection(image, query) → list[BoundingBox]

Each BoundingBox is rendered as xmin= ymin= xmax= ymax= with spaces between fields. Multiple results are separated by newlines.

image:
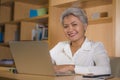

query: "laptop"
xmin=9 ymin=41 xmax=74 ymax=76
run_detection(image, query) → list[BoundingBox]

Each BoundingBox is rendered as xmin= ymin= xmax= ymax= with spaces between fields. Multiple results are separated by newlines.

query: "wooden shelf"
xmin=80 ymin=0 xmax=112 ymax=8
xmin=88 ymin=17 xmax=112 ymax=25
xmin=0 ymin=14 xmax=49 ymax=25
xmin=50 ymin=0 xmax=112 ymax=8
xmin=0 ymin=0 xmax=48 ymax=6
xmin=50 ymin=0 xmax=77 ymax=7
xmin=23 ymin=14 xmax=49 ymax=23
xmin=0 ymin=64 xmax=15 ymax=67
xmin=0 ymin=43 xmax=9 ymax=47
xmin=0 ymin=40 xmax=48 ymax=47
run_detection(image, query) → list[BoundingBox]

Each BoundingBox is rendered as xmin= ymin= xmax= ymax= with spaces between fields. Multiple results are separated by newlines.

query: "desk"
xmin=0 ymin=67 xmax=120 ymax=80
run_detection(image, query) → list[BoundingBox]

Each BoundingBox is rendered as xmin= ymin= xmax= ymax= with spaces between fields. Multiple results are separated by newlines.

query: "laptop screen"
xmin=9 ymin=41 xmax=55 ymax=76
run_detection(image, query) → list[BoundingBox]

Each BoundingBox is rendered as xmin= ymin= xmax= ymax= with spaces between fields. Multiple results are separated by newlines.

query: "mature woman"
xmin=50 ymin=7 xmax=111 ymax=75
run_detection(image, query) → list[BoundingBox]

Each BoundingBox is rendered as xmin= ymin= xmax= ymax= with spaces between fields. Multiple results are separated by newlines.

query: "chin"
xmin=68 ymin=36 xmax=77 ymax=40
xmin=69 ymin=38 xmax=77 ymax=42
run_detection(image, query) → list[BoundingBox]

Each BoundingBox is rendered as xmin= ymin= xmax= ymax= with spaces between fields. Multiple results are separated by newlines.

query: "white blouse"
xmin=50 ymin=38 xmax=111 ymax=75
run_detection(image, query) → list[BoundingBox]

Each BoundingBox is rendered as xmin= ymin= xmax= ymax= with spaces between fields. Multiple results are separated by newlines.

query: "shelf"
xmin=0 ymin=64 xmax=15 ymax=67
xmin=80 ymin=0 xmax=112 ymax=8
xmin=23 ymin=14 xmax=49 ymax=23
xmin=50 ymin=0 xmax=112 ymax=8
xmin=0 ymin=43 xmax=9 ymax=47
xmin=50 ymin=0 xmax=77 ymax=7
xmin=0 ymin=40 xmax=48 ymax=47
xmin=88 ymin=17 xmax=112 ymax=25
xmin=0 ymin=14 xmax=49 ymax=25
xmin=0 ymin=0 xmax=48 ymax=6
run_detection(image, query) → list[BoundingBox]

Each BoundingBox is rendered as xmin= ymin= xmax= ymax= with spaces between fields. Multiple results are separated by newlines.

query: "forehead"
xmin=63 ymin=15 xmax=80 ymax=24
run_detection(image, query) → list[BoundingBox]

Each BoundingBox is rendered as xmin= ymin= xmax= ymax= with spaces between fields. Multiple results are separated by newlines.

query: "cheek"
xmin=63 ymin=29 xmax=67 ymax=35
xmin=63 ymin=29 xmax=70 ymax=38
xmin=77 ymin=27 xmax=86 ymax=35
xmin=81 ymin=27 xmax=85 ymax=32
xmin=79 ymin=25 xmax=86 ymax=31
xmin=63 ymin=29 xmax=66 ymax=33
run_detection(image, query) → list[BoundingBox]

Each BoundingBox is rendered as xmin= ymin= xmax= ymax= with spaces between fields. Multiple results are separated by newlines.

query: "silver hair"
xmin=60 ymin=7 xmax=88 ymax=26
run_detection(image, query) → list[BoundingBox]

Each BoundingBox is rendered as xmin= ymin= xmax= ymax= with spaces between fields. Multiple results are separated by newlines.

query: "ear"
xmin=84 ymin=24 xmax=88 ymax=32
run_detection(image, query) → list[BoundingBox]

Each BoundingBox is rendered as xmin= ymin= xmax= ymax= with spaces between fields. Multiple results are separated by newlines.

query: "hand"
xmin=53 ymin=65 xmax=75 ymax=73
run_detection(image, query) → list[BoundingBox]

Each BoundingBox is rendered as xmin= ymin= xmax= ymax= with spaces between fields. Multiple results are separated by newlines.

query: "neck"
xmin=71 ymin=36 xmax=86 ymax=48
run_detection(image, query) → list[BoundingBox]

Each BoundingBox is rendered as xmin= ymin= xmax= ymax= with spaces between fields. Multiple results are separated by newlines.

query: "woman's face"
xmin=63 ymin=15 xmax=87 ymax=42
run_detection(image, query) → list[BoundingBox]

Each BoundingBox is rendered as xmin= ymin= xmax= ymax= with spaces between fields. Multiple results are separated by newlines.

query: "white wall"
xmin=115 ymin=0 xmax=120 ymax=57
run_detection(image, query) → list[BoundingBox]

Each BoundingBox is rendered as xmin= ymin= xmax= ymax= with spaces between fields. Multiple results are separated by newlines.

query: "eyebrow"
xmin=63 ymin=21 xmax=77 ymax=25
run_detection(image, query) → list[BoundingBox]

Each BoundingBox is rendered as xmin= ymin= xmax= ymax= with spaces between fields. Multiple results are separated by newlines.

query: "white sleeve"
xmin=75 ymin=65 xmax=111 ymax=75
xmin=74 ymin=42 xmax=111 ymax=75
xmin=49 ymin=42 xmax=65 ymax=64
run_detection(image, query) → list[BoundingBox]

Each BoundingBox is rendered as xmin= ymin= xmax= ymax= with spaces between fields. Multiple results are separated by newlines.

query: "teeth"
xmin=69 ymin=33 xmax=76 ymax=37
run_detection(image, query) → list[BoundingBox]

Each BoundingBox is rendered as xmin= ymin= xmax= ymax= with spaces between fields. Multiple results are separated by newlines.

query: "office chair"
xmin=110 ymin=57 xmax=120 ymax=77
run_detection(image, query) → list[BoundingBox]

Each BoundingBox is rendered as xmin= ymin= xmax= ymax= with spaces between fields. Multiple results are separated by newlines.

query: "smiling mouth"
xmin=68 ymin=32 xmax=77 ymax=37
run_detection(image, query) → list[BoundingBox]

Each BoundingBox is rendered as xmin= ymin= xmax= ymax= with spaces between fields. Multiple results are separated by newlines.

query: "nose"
xmin=67 ymin=25 xmax=73 ymax=31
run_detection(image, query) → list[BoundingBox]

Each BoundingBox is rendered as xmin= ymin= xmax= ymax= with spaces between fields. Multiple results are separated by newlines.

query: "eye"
xmin=72 ymin=23 xmax=77 ymax=27
xmin=63 ymin=25 xmax=68 ymax=28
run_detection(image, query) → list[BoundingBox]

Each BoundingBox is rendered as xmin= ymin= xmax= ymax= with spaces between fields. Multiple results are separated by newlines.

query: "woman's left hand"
xmin=54 ymin=65 xmax=75 ymax=73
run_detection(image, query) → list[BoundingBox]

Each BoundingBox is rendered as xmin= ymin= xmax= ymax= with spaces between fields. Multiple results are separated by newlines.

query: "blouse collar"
xmin=63 ymin=38 xmax=92 ymax=56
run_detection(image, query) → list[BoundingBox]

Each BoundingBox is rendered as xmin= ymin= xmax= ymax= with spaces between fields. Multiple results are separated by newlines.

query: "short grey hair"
xmin=60 ymin=7 xmax=88 ymax=26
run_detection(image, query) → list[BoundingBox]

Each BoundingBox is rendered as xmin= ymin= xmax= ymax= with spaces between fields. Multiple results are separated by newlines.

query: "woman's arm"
xmin=53 ymin=65 xmax=75 ymax=73
xmin=74 ymin=42 xmax=111 ymax=75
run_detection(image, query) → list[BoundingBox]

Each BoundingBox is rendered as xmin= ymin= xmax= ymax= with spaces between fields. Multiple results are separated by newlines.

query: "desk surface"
xmin=0 ymin=67 xmax=120 ymax=80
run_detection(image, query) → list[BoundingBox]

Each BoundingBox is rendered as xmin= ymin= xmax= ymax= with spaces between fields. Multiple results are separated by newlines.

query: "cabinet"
xmin=0 ymin=0 xmax=48 ymax=42
xmin=114 ymin=0 xmax=120 ymax=57
xmin=49 ymin=0 xmax=116 ymax=56
xmin=0 ymin=0 xmax=49 ymax=60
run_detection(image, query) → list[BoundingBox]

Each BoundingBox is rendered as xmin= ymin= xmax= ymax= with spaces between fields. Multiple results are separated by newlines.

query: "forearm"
xmin=54 ymin=65 xmax=75 ymax=73
xmin=75 ymin=66 xmax=111 ymax=75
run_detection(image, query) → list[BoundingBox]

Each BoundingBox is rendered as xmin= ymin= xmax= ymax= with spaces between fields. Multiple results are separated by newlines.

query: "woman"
xmin=50 ymin=7 xmax=111 ymax=75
